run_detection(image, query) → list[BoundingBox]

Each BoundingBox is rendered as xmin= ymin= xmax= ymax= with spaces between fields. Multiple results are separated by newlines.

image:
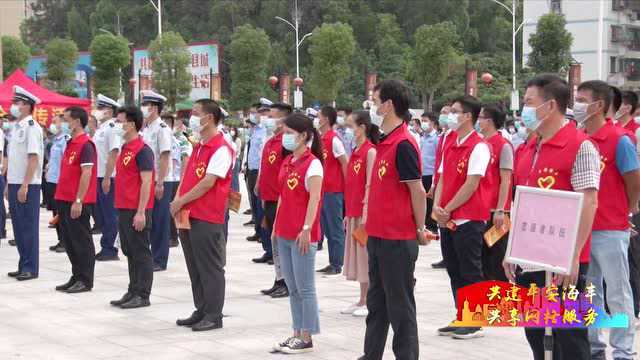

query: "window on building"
xmin=612 ymin=25 xmax=624 ymax=42
xmin=550 ymin=0 xmax=562 ymax=14
xmin=611 ymin=57 xmax=618 ymax=73
xmin=613 ymin=0 xmax=627 ymax=11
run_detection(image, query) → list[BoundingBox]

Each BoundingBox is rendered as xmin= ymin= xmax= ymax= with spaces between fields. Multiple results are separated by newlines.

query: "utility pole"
xmin=149 ymin=0 xmax=162 ymax=37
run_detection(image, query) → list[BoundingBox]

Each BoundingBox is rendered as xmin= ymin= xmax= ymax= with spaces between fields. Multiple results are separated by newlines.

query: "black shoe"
xmin=8 ymin=239 xmax=16 ymax=246
xmin=243 ymin=209 xmax=252 ymax=215
xmin=437 ymin=321 xmax=458 ymax=336
xmin=95 ymin=253 xmax=120 ymax=261
xmin=110 ymin=292 xmax=134 ymax=306
xmin=176 ymin=311 xmax=204 ymax=327
xmin=267 ymin=259 xmax=274 ymax=265
xmin=431 ymin=259 xmax=446 ymax=269
xmin=246 ymin=234 xmax=259 ymax=242
xmin=260 ymin=280 xmax=282 ymax=295
xmin=16 ymin=272 xmax=37 ymax=281
xmin=452 ymin=327 xmax=484 ymax=339
xmin=7 ymin=270 xmax=20 ymax=278
xmin=317 ymin=242 xmax=323 ymax=251
xmin=91 ymin=227 xmax=102 ymax=235
xmin=252 ymin=253 xmax=273 ymax=263
xmin=280 ymin=338 xmax=313 ymax=354
xmin=49 ymin=243 xmax=61 ymax=251
xmin=54 ymin=245 xmax=66 ymax=253
xmin=64 ymin=281 xmax=91 ymax=293
xmin=323 ymin=267 xmax=342 ymax=277
xmin=119 ymin=295 xmax=150 ymax=309
xmin=153 ymin=264 xmax=166 ymax=272
xmin=316 ymin=265 xmax=332 ymax=273
xmin=191 ymin=316 xmax=223 ymax=331
xmin=55 ymin=277 xmax=76 ymax=291
xmin=243 ymin=220 xmax=255 ymax=227
xmin=270 ymin=285 xmax=289 ymax=298
xmin=169 ymin=238 xmax=179 ymax=247
xmin=591 ymin=350 xmax=606 ymax=360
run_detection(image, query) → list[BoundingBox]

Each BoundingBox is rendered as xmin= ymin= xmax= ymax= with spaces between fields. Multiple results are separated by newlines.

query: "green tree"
xmin=1 ymin=36 xmax=31 ymax=78
xmin=148 ymin=32 xmax=191 ymax=111
xmin=308 ymin=22 xmax=356 ymax=104
xmin=45 ymin=38 xmax=79 ymax=91
xmin=528 ymin=13 xmax=573 ymax=74
xmin=67 ymin=6 xmax=92 ymax=50
xmin=373 ymin=13 xmax=408 ymax=80
xmin=228 ymin=24 xmax=271 ymax=110
xmin=407 ymin=22 xmax=461 ymax=110
xmin=90 ymin=34 xmax=131 ymax=100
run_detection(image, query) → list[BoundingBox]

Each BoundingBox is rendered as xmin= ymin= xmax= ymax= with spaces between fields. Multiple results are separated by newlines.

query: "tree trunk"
xmin=422 ymin=91 xmax=434 ymax=111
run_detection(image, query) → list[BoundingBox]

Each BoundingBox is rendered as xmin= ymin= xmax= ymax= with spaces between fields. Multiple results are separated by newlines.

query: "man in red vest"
xmin=433 ymin=95 xmax=491 ymax=340
xmin=110 ymin=106 xmax=155 ymax=309
xmin=54 ymin=107 xmax=98 ymax=294
xmin=316 ymin=106 xmax=348 ymax=276
xmin=360 ymin=80 xmax=427 ymax=360
xmin=615 ymin=90 xmax=640 ymax=141
xmin=170 ymin=99 xmax=233 ymax=332
xmin=506 ymin=74 xmax=599 ymax=360
xmin=575 ymin=80 xmax=640 ymax=360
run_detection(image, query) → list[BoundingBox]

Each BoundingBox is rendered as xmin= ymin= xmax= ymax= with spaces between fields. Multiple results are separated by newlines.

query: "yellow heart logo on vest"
xmin=599 ymin=156 xmax=606 ymax=173
xmin=377 ymin=160 xmax=388 ymax=180
xmin=195 ymin=166 xmax=205 ymax=179
xmin=322 ymin=149 xmax=328 ymax=160
xmin=268 ymin=152 xmax=277 ymax=164
xmin=287 ymin=177 xmax=299 ymax=190
xmin=68 ymin=151 xmax=76 ymax=165
xmin=537 ymin=176 xmax=556 ymax=189
xmin=122 ymin=153 xmax=132 ymax=166
xmin=353 ymin=162 xmax=361 ymax=174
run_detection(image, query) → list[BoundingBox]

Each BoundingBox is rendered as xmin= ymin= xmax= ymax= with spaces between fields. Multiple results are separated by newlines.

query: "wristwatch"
xmin=302 ymin=224 xmax=310 ymax=231
xmin=75 ymin=198 xmax=82 ymax=204
xmin=416 ymin=225 xmax=427 ymax=233
xmin=495 ymin=209 xmax=505 ymax=214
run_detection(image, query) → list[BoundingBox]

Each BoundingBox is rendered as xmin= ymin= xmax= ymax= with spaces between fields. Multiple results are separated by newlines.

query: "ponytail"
xmin=352 ymin=110 xmax=379 ymax=145
xmin=309 ymin=127 xmax=323 ymax=164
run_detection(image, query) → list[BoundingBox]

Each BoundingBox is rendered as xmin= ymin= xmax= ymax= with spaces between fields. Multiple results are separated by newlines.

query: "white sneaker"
xmin=353 ymin=306 xmax=368 ymax=317
xmin=340 ymin=303 xmax=360 ymax=314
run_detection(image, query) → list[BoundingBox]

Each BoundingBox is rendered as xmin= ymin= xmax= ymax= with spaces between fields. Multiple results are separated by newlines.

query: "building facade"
xmin=523 ymin=0 xmax=640 ymax=89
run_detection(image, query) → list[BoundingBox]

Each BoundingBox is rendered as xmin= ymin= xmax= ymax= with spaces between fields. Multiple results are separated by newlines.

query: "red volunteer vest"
xmin=258 ymin=132 xmax=284 ymax=201
xmin=344 ymin=140 xmax=374 ymax=218
xmin=433 ymin=130 xmax=457 ymax=187
xmin=615 ymin=118 xmax=639 ymax=145
xmin=439 ymin=131 xmax=492 ymax=221
xmin=114 ymin=137 xmax=155 ymax=210
xmin=366 ymin=124 xmax=422 ymax=240
xmin=55 ymin=133 xmax=97 ymax=204
xmin=485 ymin=133 xmax=513 ymax=211
xmin=514 ymin=122 xmax=592 ymax=263
xmin=180 ymin=133 xmax=233 ymax=224
xmin=589 ymin=120 xmax=629 ymax=231
xmin=321 ymin=129 xmax=345 ymax=193
xmin=274 ymin=150 xmax=322 ymax=242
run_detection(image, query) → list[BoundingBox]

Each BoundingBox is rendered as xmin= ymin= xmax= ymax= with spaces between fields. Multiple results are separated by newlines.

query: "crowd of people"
xmin=0 ymin=73 xmax=639 ymax=359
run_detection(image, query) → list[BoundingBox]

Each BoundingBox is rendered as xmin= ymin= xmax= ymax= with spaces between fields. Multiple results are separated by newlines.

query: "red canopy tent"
xmin=0 ymin=69 xmax=91 ymax=126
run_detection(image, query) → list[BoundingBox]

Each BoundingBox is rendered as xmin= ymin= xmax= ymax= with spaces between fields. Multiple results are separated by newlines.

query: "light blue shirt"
xmin=46 ymin=134 xmax=70 ymax=184
xmin=616 ymin=135 xmax=640 ymax=174
xmin=420 ymin=130 xmax=439 ymax=176
xmin=247 ymin=124 xmax=266 ymax=170
xmin=336 ymin=127 xmax=353 ymax=157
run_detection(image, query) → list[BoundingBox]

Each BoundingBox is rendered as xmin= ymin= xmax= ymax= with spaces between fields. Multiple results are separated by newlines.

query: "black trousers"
xmin=246 ymin=169 xmax=258 ymax=222
xmin=167 ymin=182 xmax=179 ymax=242
xmin=481 ymin=213 xmax=508 ymax=282
xmin=420 ymin=175 xmax=438 ymax=232
xmin=179 ymin=219 xmax=227 ymax=318
xmin=440 ymin=221 xmax=485 ymax=306
xmin=46 ymin=182 xmax=65 ymax=246
xmin=630 ymin=213 xmax=640 ymax=317
xmin=363 ymin=237 xmax=419 ymax=360
xmin=58 ymin=201 xmax=95 ymax=288
xmin=516 ymin=265 xmax=591 ymax=360
xmin=118 ymin=209 xmax=153 ymax=298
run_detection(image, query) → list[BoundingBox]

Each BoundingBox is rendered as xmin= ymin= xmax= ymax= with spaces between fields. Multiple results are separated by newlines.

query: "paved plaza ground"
xmin=0 ymin=187 xmax=635 ymax=359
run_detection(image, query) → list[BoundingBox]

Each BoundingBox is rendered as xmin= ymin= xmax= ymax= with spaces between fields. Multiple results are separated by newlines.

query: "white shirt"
xmin=93 ymin=118 xmax=121 ymax=178
xmin=205 ymin=146 xmax=233 ymax=178
xmin=142 ymin=117 xmax=173 ymax=182
xmin=8 ymin=116 xmax=43 ymax=185
xmin=332 ymin=136 xmax=346 ymax=158
xmin=0 ymin=129 xmax=5 ymax=172
xmin=305 ymin=158 xmax=323 ymax=190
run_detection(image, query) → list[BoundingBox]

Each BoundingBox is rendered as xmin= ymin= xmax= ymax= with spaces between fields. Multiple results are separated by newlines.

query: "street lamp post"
xmin=276 ymin=0 xmax=312 ymax=109
xmin=489 ymin=0 xmax=528 ymax=115
xmin=148 ymin=0 xmax=162 ymax=37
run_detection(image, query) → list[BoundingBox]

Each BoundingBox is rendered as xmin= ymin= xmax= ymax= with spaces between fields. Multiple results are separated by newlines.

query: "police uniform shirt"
xmin=8 ymin=115 xmax=43 ymax=185
xmin=45 ymin=133 xmax=71 ymax=184
xmin=0 ymin=128 xmax=5 ymax=173
xmin=94 ymin=118 xmax=121 ymax=178
xmin=142 ymin=117 xmax=173 ymax=182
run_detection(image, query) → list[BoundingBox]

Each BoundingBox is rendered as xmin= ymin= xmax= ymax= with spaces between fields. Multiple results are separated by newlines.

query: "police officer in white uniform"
xmin=140 ymin=90 xmax=173 ymax=271
xmin=93 ymin=94 xmax=122 ymax=261
xmin=7 ymin=86 xmax=44 ymax=281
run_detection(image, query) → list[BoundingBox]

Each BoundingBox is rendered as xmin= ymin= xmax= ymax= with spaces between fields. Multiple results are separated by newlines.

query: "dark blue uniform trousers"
xmin=96 ymin=177 xmax=119 ymax=256
xmin=151 ymin=181 xmax=176 ymax=269
xmin=0 ymin=175 xmax=7 ymax=238
xmin=8 ymin=184 xmax=40 ymax=275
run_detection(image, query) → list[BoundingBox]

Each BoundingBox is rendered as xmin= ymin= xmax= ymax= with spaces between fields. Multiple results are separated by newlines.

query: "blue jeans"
xmin=8 ymin=184 xmax=40 ymax=274
xmin=231 ymin=158 xmax=241 ymax=192
xmin=151 ymin=181 xmax=176 ymax=269
xmin=97 ymin=177 xmax=119 ymax=256
xmin=588 ymin=230 xmax=637 ymax=359
xmin=320 ymin=192 xmax=345 ymax=270
xmin=0 ymin=175 xmax=6 ymax=238
xmin=278 ymin=237 xmax=320 ymax=334
xmin=255 ymin=196 xmax=271 ymax=257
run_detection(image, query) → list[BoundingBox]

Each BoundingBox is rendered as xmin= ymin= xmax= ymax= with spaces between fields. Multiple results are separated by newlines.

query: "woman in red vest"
xmin=110 ymin=106 xmax=155 ymax=309
xmin=340 ymin=110 xmax=378 ymax=317
xmin=271 ymin=113 xmax=323 ymax=354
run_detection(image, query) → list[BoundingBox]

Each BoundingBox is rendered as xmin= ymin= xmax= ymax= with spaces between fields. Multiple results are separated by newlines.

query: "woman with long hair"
xmin=340 ymin=111 xmax=378 ymax=317
xmin=271 ymin=113 xmax=323 ymax=354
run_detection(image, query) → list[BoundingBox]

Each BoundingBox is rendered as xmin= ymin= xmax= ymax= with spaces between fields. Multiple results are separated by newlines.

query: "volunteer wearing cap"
xmin=245 ymin=99 xmax=269 ymax=242
xmin=6 ymin=86 xmax=44 ymax=281
xmin=46 ymin=115 xmax=71 ymax=253
xmin=110 ymin=106 xmax=155 ymax=309
xmin=171 ymin=99 xmax=233 ymax=332
xmin=54 ymin=107 xmax=98 ymax=293
xmin=93 ymin=94 xmax=121 ymax=261
xmin=140 ymin=90 xmax=174 ymax=272
xmin=575 ymin=80 xmax=640 ymax=360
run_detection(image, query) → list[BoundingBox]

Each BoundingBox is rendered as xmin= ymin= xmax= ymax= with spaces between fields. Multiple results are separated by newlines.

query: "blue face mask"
xmin=60 ymin=122 xmax=71 ymax=135
xmin=282 ymin=133 xmax=299 ymax=151
xmin=521 ymin=102 xmax=547 ymax=131
xmin=2 ymin=122 xmax=11 ymax=131
xmin=474 ymin=121 xmax=481 ymax=133
xmin=343 ymin=128 xmax=354 ymax=143
xmin=438 ymin=114 xmax=448 ymax=127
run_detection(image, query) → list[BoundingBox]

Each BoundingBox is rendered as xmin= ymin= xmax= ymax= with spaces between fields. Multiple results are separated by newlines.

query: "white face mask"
xmin=113 ymin=123 xmax=125 ymax=139
xmin=10 ymin=104 xmax=20 ymax=118
xmin=572 ymin=102 xmax=596 ymax=125
xmin=313 ymin=117 xmax=320 ymax=129
xmin=189 ymin=115 xmax=202 ymax=135
xmin=369 ymin=105 xmax=384 ymax=127
xmin=447 ymin=113 xmax=460 ymax=130
xmin=336 ymin=116 xmax=345 ymax=126
xmin=141 ymin=106 xmax=150 ymax=119
xmin=92 ymin=110 xmax=105 ymax=121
